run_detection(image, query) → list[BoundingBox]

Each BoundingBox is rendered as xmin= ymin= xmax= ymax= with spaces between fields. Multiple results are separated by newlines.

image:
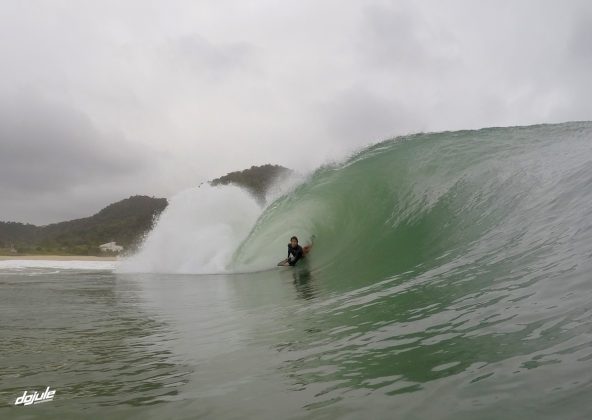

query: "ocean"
xmin=2 ymin=122 xmax=592 ymax=419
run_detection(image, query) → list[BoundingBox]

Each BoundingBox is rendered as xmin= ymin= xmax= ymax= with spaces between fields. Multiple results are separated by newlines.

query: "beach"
xmin=0 ymin=255 xmax=118 ymax=261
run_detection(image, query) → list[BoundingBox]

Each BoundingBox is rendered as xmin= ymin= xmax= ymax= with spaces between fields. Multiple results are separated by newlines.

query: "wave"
xmin=121 ymin=122 xmax=592 ymax=288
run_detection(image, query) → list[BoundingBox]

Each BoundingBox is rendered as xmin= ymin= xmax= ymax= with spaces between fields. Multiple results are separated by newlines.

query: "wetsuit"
xmin=287 ymin=244 xmax=304 ymax=266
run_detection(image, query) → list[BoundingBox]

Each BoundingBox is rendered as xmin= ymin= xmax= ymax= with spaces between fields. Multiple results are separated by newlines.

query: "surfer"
xmin=285 ymin=236 xmax=304 ymax=266
xmin=278 ymin=236 xmax=314 ymax=266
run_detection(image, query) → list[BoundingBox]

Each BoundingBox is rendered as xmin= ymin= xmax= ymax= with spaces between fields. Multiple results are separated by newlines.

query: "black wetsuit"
xmin=287 ymin=244 xmax=304 ymax=266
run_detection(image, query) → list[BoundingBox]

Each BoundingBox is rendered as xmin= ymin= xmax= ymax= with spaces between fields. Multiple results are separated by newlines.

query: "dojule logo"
xmin=14 ymin=387 xmax=56 ymax=406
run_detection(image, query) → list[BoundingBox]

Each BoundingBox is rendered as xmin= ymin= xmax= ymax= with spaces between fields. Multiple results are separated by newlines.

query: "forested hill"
xmin=0 ymin=196 xmax=168 ymax=255
xmin=210 ymin=164 xmax=292 ymax=202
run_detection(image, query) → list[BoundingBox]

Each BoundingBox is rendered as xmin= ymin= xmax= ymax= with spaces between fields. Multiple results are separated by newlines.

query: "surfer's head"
xmin=290 ymin=236 xmax=298 ymax=248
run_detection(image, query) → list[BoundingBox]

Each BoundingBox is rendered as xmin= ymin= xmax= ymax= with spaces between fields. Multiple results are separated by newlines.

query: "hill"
xmin=0 ymin=196 xmax=168 ymax=255
xmin=210 ymin=164 xmax=292 ymax=202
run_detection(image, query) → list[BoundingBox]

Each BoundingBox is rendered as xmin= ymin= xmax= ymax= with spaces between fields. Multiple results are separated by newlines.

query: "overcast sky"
xmin=1 ymin=0 xmax=591 ymax=224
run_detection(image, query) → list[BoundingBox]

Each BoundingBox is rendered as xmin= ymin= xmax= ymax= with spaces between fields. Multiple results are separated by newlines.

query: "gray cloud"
xmin=0 ymin=95 xmax=144 ymax=191
xmin=359 ymin=3 xmax=445 ymax=69
xmin=0 ymin=0 xmax=591 ymax=223
xmin=0 ymin=92 xmax=165 ymax=224
xmin=166 ymin=35 xmax=257 ymax=81
xmin=317 ymin=87 xmax=418 ymax=147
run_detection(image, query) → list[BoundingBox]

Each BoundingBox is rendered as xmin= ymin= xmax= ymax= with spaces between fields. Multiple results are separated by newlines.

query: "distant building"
xmin=99 ymin=242 xmax=124 ymax=253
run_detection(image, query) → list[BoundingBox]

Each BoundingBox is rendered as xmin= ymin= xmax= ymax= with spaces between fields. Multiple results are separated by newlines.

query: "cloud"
xmin=0 ymin=92 xmax=165 ymax=224
xmin=166 ymin=35 xmax=258 ymax=81
xmin=317 ymin=87 xmax=418 ymax=148
xmin=0 ymin=0 xmax=590 ymax=223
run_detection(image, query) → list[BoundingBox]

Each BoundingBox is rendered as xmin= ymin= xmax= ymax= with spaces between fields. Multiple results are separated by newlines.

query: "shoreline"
xmin=0 ymin=255 xmax=119 ymax=261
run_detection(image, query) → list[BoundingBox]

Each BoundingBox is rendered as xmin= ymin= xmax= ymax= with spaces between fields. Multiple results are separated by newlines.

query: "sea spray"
xmin=118 ymin=184 xmax=261 ymax=274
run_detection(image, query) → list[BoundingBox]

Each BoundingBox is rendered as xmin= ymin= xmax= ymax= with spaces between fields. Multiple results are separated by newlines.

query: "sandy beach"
xmin=0 ymin=255 xmax=118 ymax=261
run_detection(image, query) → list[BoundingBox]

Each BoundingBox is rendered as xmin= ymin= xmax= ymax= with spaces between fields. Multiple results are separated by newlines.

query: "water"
xmin=2 ymin=122 xmax=592 ymax=419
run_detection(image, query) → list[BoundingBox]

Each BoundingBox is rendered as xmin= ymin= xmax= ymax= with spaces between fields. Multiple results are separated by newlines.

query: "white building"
xmin=99 ymin=242 xmax=124 ymax=253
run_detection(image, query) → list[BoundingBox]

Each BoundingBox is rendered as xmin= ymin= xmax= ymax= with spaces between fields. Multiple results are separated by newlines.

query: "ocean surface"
xmin=2 ymin=122 xmax=592 ymax=419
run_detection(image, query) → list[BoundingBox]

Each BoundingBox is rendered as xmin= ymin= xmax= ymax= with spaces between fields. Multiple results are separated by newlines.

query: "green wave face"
xmin=232 ymin=122 xmax=592 ymax=289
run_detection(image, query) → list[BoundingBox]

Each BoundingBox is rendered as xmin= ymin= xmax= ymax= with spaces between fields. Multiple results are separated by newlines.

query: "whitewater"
xmin=2 ymin=121 xmax=592 ymax=419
